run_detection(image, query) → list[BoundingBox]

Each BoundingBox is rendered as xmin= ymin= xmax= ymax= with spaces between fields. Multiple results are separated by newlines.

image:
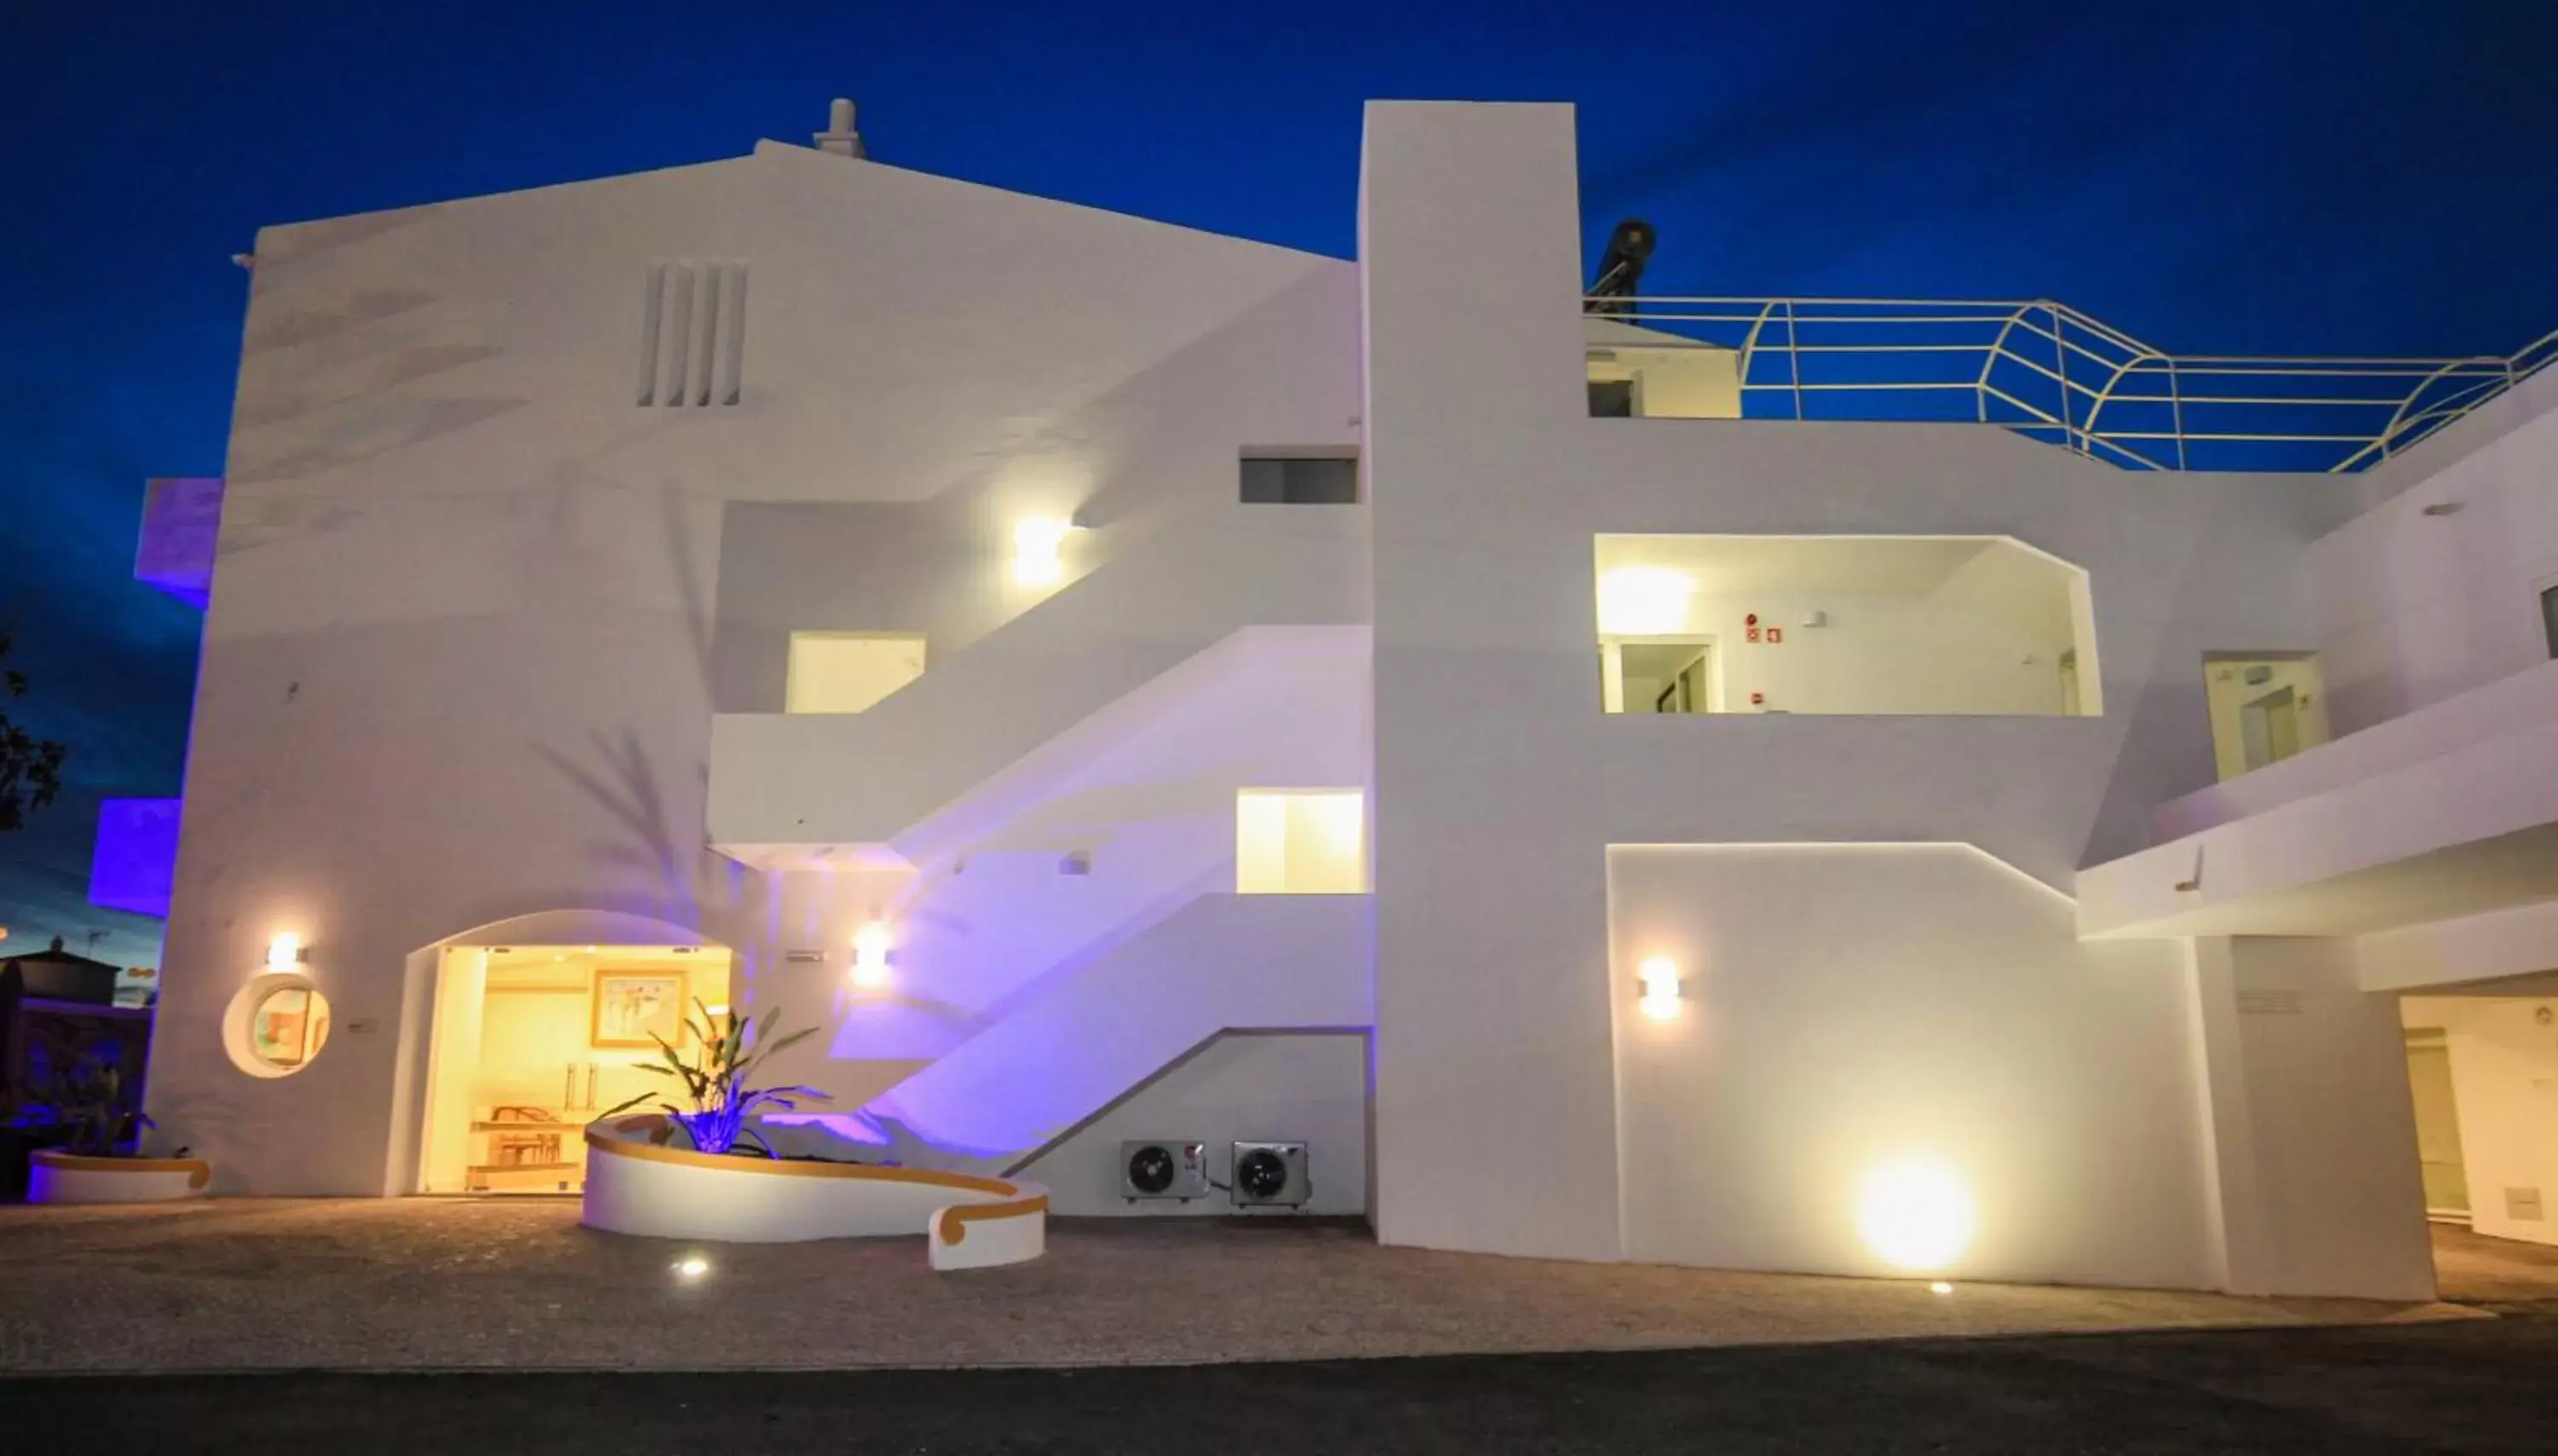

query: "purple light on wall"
xmin=133 ymin=477 xmax=223 ymax=610
xmin=90 ymin=798 xmax=182 ymax=918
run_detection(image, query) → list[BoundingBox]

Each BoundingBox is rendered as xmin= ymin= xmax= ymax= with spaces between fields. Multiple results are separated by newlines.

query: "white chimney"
xmin=813 ymin=97 xmax=866 ymax=159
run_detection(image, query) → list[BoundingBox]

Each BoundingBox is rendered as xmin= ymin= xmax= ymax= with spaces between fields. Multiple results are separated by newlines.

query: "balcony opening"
xmin=1595 ymin=535 xmax=2101 ymax=717
xmin=1236 ymin=789 xmax=1366 ymax=894
xmin=2204 ymin=653 xmax=2329 ymax=778
xmin=785 ymin=632 xmax=926 ymax=714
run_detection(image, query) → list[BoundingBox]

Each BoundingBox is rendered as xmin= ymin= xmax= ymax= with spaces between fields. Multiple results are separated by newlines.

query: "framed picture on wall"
xmin=589 ymin=969 xmax=688 ymax=1049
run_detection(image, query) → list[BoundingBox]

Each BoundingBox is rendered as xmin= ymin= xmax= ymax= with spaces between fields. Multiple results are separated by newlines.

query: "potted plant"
xmin=581 ymin=1002 xmax=1048 ymax=1265
xmin=16 ymin=1051 xmax=210 ymax=1204
xmin=597 ymin=1002 xmax=832 ymax=1157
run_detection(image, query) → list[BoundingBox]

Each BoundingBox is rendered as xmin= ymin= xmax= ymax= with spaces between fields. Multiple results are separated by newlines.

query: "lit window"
xmin=785 ymin=633 xmax=926 ymax=714
xmin=1236 ymin=790 xmax=1366 ymax=894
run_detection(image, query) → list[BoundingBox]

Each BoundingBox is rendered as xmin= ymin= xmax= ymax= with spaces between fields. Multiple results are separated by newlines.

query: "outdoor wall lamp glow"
xmin=1856 ymin=1158 xmax=1976 ymax=1272
xmin=1597 ymin=566 xmax=1693 ymax=636
xmin=266 ymin=932 xmax=308 ymax=968
xmin=1010 ymin=516 xmax=1079 ymax=586
xmin=850 ymin=921 xmax=894 ymax=989
xmin=1636 ymin=955 xmax=1681 ymax=1021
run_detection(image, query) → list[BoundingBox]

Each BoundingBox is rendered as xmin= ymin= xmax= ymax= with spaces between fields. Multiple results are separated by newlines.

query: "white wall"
xmin=2400 ymin=994 xmax=2558 ymax=1246
xmin=709 ymin=513 xmax=1370 ymax=852
xmin=2189 ymin=936 xmax=2435 ymax=1298
xmin=1611 ymin=844 xmax=2217 ymax=1286
xmin=1015 ymin=1031 xmax=1369 ymax=1217
xmin=1360 ymin=101 xmax=2380 ymax=1290
xmin=2310 ymin=390 xmax=2558 ymax=736
xmin=857 ymin=894 xmax=1372 ymax=1172
xmin=2358 ymin=897 xmax=2558 ymax=994
xmin=152 ymin=137 xmax=1364 ymax=1194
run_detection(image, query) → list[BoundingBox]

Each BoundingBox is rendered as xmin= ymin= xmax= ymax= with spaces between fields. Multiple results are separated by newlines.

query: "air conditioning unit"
xmin=1120 ymin=1140 xmax=1208 ymax=1201
xmin=1230 ymin=1141 xmax=1311 ymax=1208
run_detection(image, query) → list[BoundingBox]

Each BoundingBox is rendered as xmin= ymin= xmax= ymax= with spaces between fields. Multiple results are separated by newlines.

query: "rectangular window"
xmin=1236 ymin=789 xmax=1365 ymax=894
xmin=2542 ymin=583 xmax=2558 ymax=659
xmin=1241 ymin=455 xmax=1358 ymax=505
xmin=785 ymin=633 xmax=926 ymax=714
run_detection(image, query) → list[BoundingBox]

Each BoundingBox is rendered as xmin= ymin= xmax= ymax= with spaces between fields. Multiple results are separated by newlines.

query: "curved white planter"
xmin=29 ymin=1150 xmax=213 ymax=1205
xmin=581 ymin=1117 xmax=1046 ymax=1271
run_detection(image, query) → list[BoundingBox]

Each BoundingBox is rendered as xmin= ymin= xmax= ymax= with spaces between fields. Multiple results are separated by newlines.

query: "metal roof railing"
xmin=1587 ymin=296 xmax=2558 ymax=472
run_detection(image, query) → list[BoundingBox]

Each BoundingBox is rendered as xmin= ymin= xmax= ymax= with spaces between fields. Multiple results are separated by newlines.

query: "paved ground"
xmin=2428 ymin=1222 xmax=2558 ymax=1305
xmin=6 ymin=1203 xmax=2555 ymax=1451
xmin=4 ymin=1314 xmax=2557 ymax=1453
xmin=0 ymin=1198 xmax=2480 ymax=1372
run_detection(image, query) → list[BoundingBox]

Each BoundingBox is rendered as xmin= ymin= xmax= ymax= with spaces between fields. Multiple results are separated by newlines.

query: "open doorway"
xmin=1604 ymin=639 xmax=1718 ymax=714
xmin=2399 ymin=989 xmax=2558 ymax=1302
xmin=2404 ymin=1026 xmax=2470 ymax=1224
xmin=418 ymin=944 xmax=734 ymax=1194
xmin=2204 ymin=654 xmax=2330 ymax=779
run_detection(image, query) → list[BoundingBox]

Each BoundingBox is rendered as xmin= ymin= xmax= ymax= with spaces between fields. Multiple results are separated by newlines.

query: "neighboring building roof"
xmin=0 ymin=935 xmax=126 ymax=1007
xmin=0 ymin=935 xmax=121 ymax=973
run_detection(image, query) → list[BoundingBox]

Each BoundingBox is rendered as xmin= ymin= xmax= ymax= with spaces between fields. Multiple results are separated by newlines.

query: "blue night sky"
xmin=3 ymin=1 xmax=2555 ymax=962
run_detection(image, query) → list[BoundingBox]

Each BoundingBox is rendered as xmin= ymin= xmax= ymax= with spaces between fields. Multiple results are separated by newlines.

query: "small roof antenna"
xmin=813 ymin=98 xmax=866 ymax=159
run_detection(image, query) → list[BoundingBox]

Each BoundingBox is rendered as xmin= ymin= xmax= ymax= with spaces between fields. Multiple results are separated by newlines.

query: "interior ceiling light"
xmin=1598 ymin=566 xmax=1692 ymax=635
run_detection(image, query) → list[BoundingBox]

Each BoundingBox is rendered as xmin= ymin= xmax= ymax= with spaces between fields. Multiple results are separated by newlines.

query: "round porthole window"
xmin=223 ymin=974 xmax=333 ymax=1078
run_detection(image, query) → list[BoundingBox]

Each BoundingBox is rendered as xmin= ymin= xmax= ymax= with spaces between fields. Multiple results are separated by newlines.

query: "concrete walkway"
xmin=0 ymin=1199 xmax=2485 ymax=1373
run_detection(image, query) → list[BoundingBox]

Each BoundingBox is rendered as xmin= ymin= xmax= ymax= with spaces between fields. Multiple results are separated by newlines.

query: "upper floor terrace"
xmin=1584 ymin=294 xmax=2558 ymax=475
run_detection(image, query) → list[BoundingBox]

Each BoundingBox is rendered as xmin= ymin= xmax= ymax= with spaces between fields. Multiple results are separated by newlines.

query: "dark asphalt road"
xmin=6 ymin=1311 xmax=2556 ymax=1453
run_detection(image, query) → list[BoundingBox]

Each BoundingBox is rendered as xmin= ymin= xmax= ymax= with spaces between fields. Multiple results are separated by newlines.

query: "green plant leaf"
xmin=594 ymin=1092 xmax=652 ymax=1121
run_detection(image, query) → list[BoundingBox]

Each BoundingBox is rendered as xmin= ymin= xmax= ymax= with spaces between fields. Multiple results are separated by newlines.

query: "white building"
xmin=124 ymin=100 xmax=2558 ymax=1300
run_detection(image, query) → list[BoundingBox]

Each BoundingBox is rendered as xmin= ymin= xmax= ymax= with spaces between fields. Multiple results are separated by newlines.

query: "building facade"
xmin=123 ymin=101 xmax=2558 ymax=1298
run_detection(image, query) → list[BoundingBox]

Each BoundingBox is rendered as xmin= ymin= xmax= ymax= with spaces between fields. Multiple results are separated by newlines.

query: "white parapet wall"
xmin=581 ymin=1116 xmax=1046 ymax=1269
xmin=28 ymin=1152 xmax=214 ymax=1205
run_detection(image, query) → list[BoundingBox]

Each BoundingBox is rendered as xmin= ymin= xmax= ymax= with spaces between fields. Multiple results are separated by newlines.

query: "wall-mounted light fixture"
xmin=1010 ymin=516 xmax=1079 ymax=586
xmin=850 ymin=921 xmax=894 ymax=989
xmin=1597 ymin=567 xmax=1693 ymax=636
xmin=265 ymin=932 xmax=308 ymax=969
xmin=1636 ymin=955 xmax=1681 ymax=1021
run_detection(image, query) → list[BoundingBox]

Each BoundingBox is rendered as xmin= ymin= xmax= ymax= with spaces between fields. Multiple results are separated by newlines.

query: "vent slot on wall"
xmin=638 ymin=260 xmax=748 ymax=407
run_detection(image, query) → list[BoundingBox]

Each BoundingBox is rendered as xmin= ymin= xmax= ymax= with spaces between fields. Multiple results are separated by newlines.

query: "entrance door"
xmin=419 ymin=944 xmax=732 ymax=1194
